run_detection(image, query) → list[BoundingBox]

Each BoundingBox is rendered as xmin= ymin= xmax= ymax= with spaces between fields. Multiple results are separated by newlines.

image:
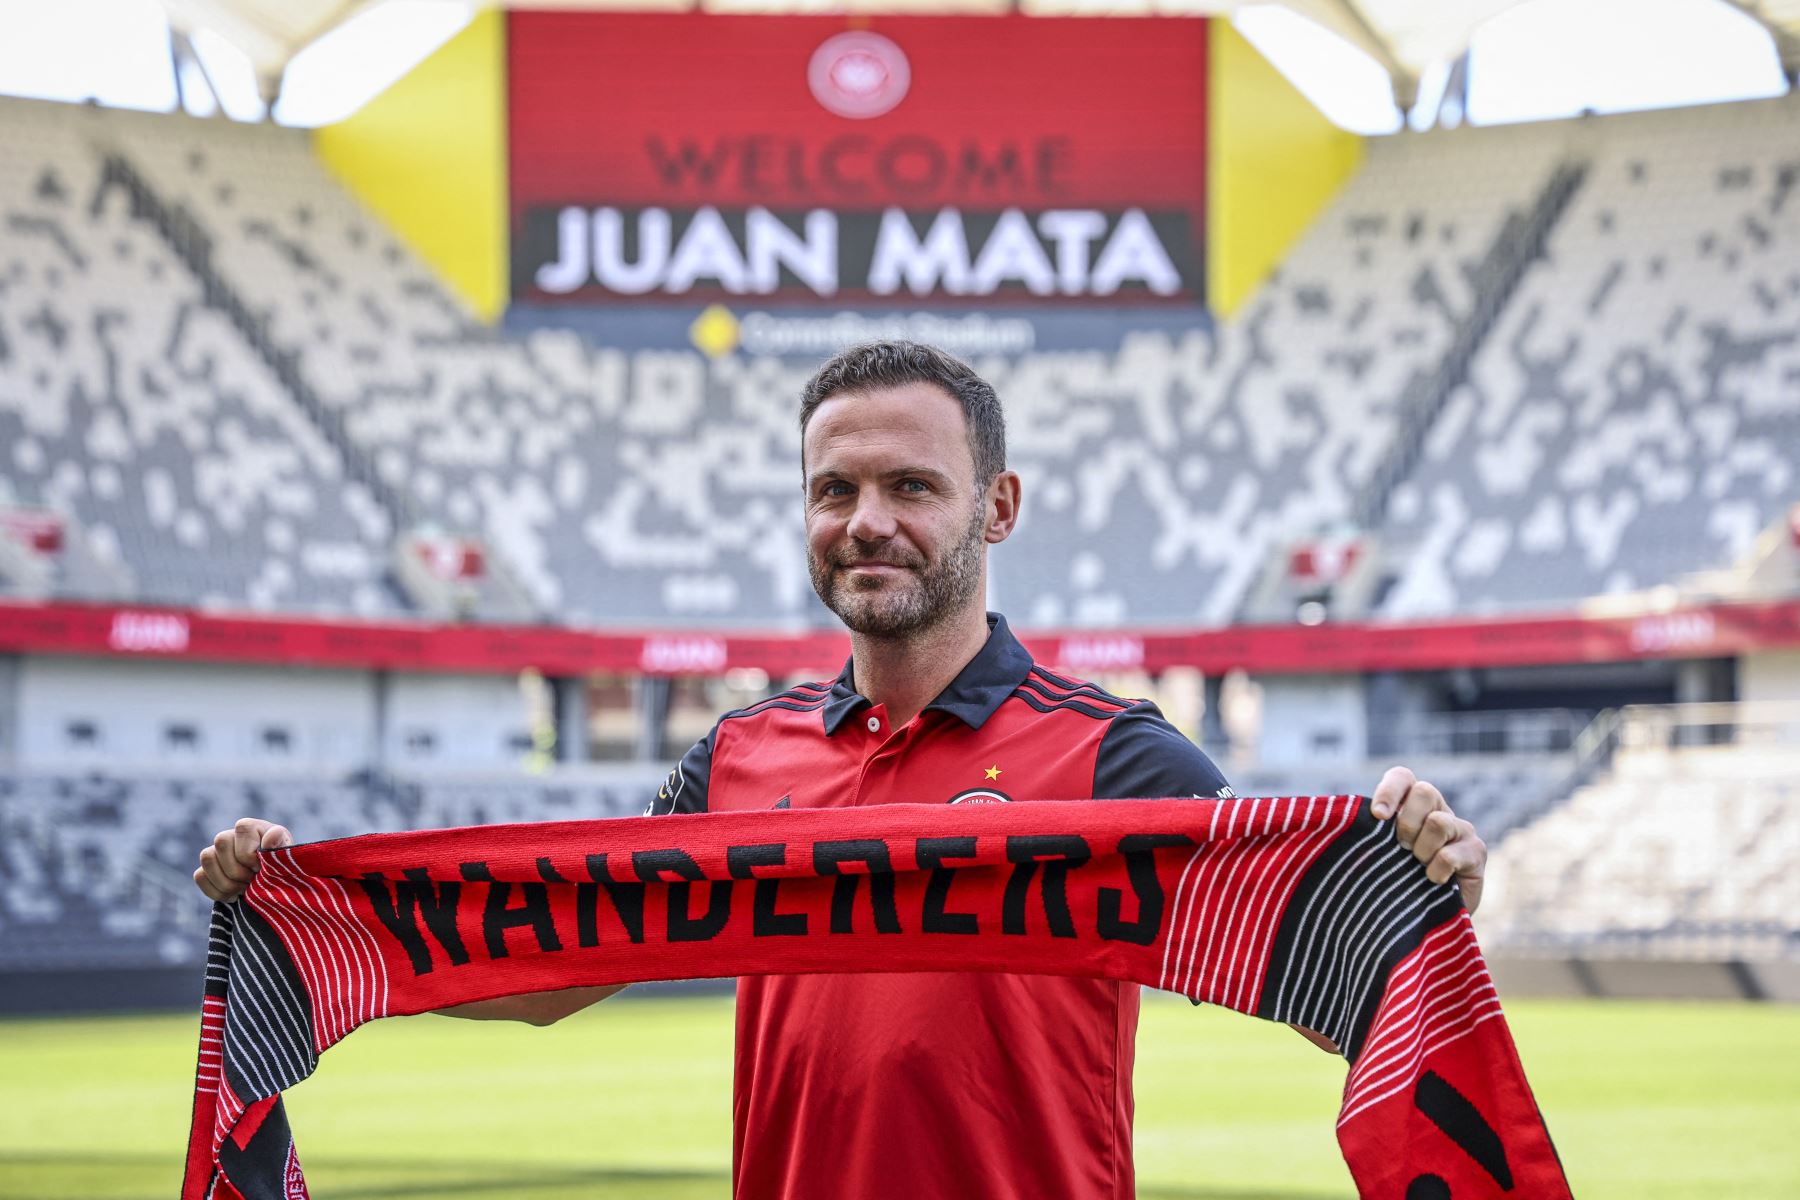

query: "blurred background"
xmin=0 ymin=1 xmax=1797 ymax=1197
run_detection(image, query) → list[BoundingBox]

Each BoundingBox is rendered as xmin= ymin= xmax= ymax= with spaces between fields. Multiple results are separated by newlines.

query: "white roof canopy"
xmin=158 ymin=0 xmax=1800 ymax=113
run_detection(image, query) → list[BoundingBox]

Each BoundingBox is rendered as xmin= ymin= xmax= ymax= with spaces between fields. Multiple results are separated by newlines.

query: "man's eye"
xmin=822 ymin=482 xmax=853 ymax=498
xmin=899 ymin=479 xmax=928 ymax=493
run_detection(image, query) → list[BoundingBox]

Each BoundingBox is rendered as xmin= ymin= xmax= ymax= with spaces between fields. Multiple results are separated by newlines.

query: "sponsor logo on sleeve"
xmin=647 ymin=764 xmax=686 ymax=815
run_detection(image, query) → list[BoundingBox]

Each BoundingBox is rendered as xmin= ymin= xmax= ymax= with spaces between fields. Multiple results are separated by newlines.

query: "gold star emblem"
xmin=984 ymin=765 xmax=1002 ymax=781
xmin=688 ymin=304 xmax=740 ymax=359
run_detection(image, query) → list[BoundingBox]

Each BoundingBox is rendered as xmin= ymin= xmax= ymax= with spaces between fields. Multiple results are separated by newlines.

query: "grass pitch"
xmin=1 ymin=992 xmax=1796 ymax=1199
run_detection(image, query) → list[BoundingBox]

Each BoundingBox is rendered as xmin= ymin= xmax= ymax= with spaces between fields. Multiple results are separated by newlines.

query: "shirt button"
xmin=866 ymin=716 xmax=881 ymax=732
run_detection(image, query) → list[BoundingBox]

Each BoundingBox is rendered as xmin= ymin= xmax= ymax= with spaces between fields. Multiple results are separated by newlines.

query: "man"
xmin=197 ymin=341 xmax=1487 ymax=1199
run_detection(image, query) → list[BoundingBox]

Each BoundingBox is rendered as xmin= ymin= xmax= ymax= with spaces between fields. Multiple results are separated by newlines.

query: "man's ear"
xmin=985 ymin=470 xmax=1022 ymax=544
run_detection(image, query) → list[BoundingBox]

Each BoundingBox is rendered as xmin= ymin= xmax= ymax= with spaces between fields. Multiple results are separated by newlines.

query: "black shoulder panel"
xmin=1091 ymin=700 xmax=1233 ymax=801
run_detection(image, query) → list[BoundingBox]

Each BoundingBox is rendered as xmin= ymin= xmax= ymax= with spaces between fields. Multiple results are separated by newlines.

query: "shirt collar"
xmin=821 ymin=612 xmax=1035 ymax=736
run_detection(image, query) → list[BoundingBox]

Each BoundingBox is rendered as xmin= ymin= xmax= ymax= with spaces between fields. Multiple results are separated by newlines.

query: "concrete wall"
xmin=1740 ymin=648 xmax=1800 ymax=705
xmin=1362 ymin=669 xmax=1445 ymax=757
xmin=1254 ymin=672 xmax=1366 ymax=765
xmin=8 ymin=658 xmax=587 ymax=772
xmin=16 ymin=656 xmax=377 ymax=768
xmin=1488 ymin=956 xmax=1794 ymax=1002
xmin=382 ymin=670 xmax=533 ymax=768
xmin=0 ymin=654 xmax=18 ymax=763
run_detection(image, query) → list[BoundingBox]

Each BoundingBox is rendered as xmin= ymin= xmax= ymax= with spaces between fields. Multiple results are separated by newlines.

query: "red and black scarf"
xmin=182 ymin=796 xmax=1568 ymax=1198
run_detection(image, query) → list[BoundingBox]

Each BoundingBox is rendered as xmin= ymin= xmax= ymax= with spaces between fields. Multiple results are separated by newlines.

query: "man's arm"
xmin=445 ymin=726 xmax=720 ymax=1021
xmin=1092 ymin=708 xmax=1487 ymax=910
xmin=646 ymin=722 xmax=717 ymax=815
xmin=1091 ymin=705 xmax=1488 ymax=1054
xmin=194 ymin=727 xmax=725 ymax=1025
xmin=195 ymin=817 xmax=627 ymax=1024
xmin=438 ymin=986 xmax=628 ymax=1025
xmin=440 ymin=730 xmax=715 ymax=1022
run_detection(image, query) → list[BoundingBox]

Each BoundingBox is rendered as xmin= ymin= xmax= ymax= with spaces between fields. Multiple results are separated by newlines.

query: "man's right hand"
xmin=194 ymin=818 xmax=293 ymax=902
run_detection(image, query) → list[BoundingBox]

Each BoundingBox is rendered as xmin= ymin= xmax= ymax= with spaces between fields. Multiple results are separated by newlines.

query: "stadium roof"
xmin=160 ymin=0 xmax=1800 ymax=108
xmin=4 ymin=1 xmax=1787 ymax=128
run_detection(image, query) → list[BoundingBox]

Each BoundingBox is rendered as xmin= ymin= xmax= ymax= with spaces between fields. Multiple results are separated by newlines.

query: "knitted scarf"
xmin=182 ymin=797 xmax=1568 ymax=1199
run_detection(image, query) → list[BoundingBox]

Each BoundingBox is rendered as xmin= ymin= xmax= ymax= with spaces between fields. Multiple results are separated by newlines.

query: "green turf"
xmin=1 ymin=993 xmax=1796 ymax=1199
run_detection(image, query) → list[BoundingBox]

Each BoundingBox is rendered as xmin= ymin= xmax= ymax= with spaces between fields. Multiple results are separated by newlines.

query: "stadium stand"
xmin=0 ymin=96 xmax=1589 ymax=627
xmin=1223 ymin=702 xmax=1800 ymax=966
xmin=981 ymin=119 xmax=1572 ymax=626
xmin=4 ymin=92 xmax=1798 ymax=989
xmin=0 ymin=766 xmax=661 ymax=970
xmin=8 ymin=96 xmax=1794 ymax=626
xmin=0 ymin=101 xmax=401 ymax=616
xmin=1380 ymin=95 xmax=1800 ymax=617
xmin=103 ymin=100 xmax=816 ymax=623
xmin=1229 ymin=754 xmax=1568 ymax=849
xmin=1479 ymin=735 xmax=1800 ymax=961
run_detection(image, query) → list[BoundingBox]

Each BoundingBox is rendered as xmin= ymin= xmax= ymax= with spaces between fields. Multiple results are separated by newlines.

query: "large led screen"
xmin=508 ymin=12 xmax=1209 ymax=307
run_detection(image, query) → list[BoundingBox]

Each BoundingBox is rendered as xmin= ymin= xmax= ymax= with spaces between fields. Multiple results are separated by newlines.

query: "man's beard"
xmin=809 ymin=506 xmax=987 ymax=638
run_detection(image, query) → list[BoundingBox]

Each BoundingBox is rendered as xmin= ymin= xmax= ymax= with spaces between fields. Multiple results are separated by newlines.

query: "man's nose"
xmin=845 ymin=489 xmax=898 ymax=543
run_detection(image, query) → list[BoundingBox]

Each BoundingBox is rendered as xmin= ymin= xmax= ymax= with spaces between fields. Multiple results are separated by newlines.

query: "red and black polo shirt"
xmin=650 ymin=612 xmax=1233 ymax=1200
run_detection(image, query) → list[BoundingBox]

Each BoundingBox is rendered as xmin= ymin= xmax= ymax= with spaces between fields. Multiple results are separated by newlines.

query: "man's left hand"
xmin=1371 ymin=766 xmax=1487 ymax=913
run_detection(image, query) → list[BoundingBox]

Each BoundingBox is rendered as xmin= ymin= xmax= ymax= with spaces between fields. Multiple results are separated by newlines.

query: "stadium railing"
xmin=1478 ymin=701 xmax=1800 ymax=967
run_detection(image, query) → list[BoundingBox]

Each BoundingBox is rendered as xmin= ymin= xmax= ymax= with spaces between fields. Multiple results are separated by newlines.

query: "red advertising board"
xmin=507 ymin=12 xmax=1209 ymax=305
xmin=5 ymin=599 xmax=1796 ymax=679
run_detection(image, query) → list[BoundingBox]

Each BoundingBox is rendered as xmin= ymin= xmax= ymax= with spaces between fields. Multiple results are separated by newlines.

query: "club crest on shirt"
xmin=948 ymin=788 xmax=1012 ymax=804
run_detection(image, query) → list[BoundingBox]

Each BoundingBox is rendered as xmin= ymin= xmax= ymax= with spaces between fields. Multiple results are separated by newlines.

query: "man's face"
xmin=802 ymin=382 xmax=990 ymax=638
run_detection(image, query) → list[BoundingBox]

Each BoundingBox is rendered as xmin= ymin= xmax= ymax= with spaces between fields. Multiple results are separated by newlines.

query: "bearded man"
xmin=197 ymin=340 xmax=1487 ymax=1199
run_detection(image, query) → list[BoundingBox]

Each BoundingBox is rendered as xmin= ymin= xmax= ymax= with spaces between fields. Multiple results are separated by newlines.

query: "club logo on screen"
xmin=808 ymin=32 xmax=910 ymax=119
xmin=948 ymin=788 xmax=1012 ymax=805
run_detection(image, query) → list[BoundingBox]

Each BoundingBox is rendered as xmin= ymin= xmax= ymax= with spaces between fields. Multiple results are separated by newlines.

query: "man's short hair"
xmin=798 ymin=341 xmax=1006 ymax=486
